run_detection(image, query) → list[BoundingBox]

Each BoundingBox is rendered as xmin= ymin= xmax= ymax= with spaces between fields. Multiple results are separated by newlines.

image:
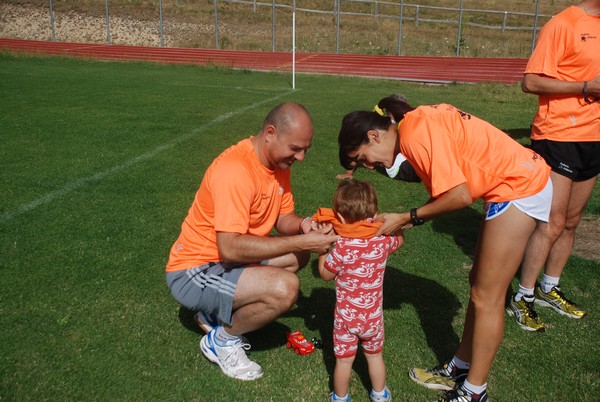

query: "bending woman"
xmin=337 ymin=96 xmax=552 ymax=402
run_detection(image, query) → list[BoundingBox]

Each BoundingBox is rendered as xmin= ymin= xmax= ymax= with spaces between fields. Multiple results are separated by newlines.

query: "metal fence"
xmin=44 ymin=0 xmax=554 ymax=58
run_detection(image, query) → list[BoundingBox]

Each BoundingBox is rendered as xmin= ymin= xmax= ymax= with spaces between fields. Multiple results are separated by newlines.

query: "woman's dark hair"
xmin=338 ymin=94 xmax=415 ymax=170
xmin=377 ymin=94 xmax=415 ymax=122
xmin=333 ymin=179 xmax=378 ymax=223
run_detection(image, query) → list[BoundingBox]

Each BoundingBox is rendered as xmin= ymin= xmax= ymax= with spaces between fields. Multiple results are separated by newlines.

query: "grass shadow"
xmin=431 ymin=207 xmax=482 ymax=261
xmin=178 ymin=257 xmax=462 ymax=392
xmin=382 ymin=266 xmax=461 ymax=363
xmin=178 ymin=306 xmax=202 ymax=335
xmin=294 ymin=286 xmax=338 ymax=389
xmin=243 ymin=321 xmax=297 ymax=351
xmin=286 ymin=261 xmax=462 ymax=392
xmin=177 ymin=306 xmax=292 ymax=350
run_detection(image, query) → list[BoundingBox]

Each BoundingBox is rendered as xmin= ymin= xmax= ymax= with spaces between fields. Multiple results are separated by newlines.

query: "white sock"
xmin=515 ymin=284 xmax=535 ymax=301
xmin=541 ymin=274 xmax=560 ymax=293
xmin=371 ymin=387 xmax=387 ymax=396
xmin=450 ymin=355 xmax=470 ymax=370
xmin=215 ymin=326 xmax=240 ymax=345
xmin=461 ymin=379 xmax=487 ymax=396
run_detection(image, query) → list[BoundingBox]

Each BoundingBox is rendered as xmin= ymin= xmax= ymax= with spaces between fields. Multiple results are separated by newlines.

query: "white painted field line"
xmin=1 ymin=91 xmax=294 ymax=223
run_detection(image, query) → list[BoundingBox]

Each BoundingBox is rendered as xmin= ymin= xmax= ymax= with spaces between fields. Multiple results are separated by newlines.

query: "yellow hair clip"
xmin=373 ymin=105 xmax=385 ymax=116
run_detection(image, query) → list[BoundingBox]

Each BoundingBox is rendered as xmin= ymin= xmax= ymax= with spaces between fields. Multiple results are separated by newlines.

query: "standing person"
xmin=337 ymin=96 xmax=552 ymax=401
xmin=315 ymin=179 xmax=403 ymax=402
xmin=166 ymin=102 xmax=339 ymax=381
xmin=508 ymin=0 xmax=600 ymax=332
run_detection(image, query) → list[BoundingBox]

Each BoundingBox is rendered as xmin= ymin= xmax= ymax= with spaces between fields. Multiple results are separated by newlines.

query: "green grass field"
xmin=1 ymin=53 xmax=598 ymax=401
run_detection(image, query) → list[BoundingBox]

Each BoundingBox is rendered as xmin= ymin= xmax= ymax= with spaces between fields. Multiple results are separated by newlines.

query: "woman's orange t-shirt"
xmin=399 ymin=104 xmax=550 ymax=203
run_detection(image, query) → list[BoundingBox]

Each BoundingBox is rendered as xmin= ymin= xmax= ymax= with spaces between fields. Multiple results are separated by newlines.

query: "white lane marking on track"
xmin=1 ymin=91 xmax=295 ymax=223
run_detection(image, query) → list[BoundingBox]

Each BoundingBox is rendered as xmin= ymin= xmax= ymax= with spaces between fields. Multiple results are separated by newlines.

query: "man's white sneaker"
xmin=200 ymin=327 xmax=263 ymax=381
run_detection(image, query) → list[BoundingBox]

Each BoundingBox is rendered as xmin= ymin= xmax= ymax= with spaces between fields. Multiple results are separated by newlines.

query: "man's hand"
xmin=300 ymin=218 xmax=335 ymax=235
xmin=300 ymin=226 xmax=339 ymax=255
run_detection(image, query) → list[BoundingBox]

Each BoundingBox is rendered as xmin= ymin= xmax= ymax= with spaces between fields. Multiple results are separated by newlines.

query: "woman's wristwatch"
xmin=410 ymin=208 xmax=425 ymax=226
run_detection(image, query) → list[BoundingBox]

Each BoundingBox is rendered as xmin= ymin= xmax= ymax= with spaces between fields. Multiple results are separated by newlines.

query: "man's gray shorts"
xmin=165 ymin=262 xmax=245 ymax=326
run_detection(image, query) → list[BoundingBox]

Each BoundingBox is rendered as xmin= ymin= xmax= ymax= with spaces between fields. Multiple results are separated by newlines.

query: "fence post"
xmin=531 ymin=0 xmax=541 ymax=54
xmin=397 ymin=0 xmax=404 ymax=55
xmin=336 ymin=0 xmax=340 ymax=54
xmin=415 ymin=5 xmax=419 ymax=28
xmin=502 ymin=11 xmax=508 ymax=32
xmin=159 ymin=0 xmax=164 ymax=47
xmin=214 ymin=0 xmax=219 ymax=49
xmin=272 ymin=0 xmax=276 ymax=52
xmin=49 ymin=0 xmax=56 ymax=41
xmin=456 ymin=0 xmax=464 ymax=57
xmin=105 ymin=0 xmax=111 ymax=45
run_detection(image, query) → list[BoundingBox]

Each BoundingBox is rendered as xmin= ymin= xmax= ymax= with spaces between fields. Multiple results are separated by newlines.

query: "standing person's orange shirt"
xmin=399 ymin=104 xmax=550 ymax=202
xmin=166 ymin=138 xmax=295 ymax=272
xmin=525 ymin=6 xmax=600 ymax=142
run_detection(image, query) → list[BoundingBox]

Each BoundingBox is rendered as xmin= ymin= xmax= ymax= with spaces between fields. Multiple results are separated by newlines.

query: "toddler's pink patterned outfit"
xmin=324 ymin=235 xmax=400 ymax=358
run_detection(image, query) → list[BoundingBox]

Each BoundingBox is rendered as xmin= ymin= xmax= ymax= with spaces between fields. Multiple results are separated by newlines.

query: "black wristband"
xmin=410 ymin=208 xmax=425 ymax=226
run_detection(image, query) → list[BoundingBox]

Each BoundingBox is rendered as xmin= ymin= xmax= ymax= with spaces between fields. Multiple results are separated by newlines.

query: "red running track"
xmin=0 ymin=38 xmax=528 ymax=84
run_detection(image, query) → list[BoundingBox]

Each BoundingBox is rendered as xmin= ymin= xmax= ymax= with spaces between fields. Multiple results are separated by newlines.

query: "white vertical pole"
xmin=292 ymin=2 xmax=296 ymax=90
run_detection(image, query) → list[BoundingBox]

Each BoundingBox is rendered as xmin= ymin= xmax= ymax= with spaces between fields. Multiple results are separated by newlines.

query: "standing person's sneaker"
xmin=194 ymin=311 xmax=219 ymax=334
xmin=370 ymin=385 xmax=391 ymax=402
xmin=200 ymin=326 xmax=263 ymax=381
xmin=409 ymin=361 xmax=468 ymax=391
xmin=438 ymin=388 xmax=488 ymax=402
xmin=535 ymin=285 xmax=586 ymax=319
xmin=506 ymin=297 xmax=545 ymax=332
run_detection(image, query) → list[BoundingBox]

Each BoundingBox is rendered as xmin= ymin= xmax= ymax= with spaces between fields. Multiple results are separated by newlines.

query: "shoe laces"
xmin=221 ymin=340 xmax=253 ymax=368
xmin=551 ymin=287 xmax=577 ymax=306
xmin=428 ymin=362 xmax=451 ymax=377
xmin=522 ymin=299 xmax=539 ymax=319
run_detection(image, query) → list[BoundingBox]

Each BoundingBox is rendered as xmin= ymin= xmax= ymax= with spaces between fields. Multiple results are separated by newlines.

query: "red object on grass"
xmin=286 ymin=330 xmax=315 ymax=355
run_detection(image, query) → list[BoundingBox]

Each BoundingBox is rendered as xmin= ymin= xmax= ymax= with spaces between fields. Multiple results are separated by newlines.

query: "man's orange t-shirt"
xmin=525 ymin=6 xmax=600 ymax=142
xmin=399 ymin=104 xmax=550 ymax=203
xmin=166 ymin=138 xmax=295 ymax=272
